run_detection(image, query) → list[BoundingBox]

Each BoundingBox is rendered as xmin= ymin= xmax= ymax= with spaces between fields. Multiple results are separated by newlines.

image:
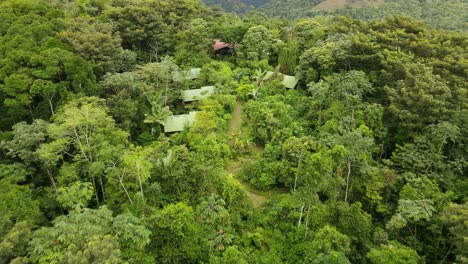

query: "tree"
xmin=0 ymin=221 xmax=32 ymax=264
xmin=148 ymin=202 xmax=207 ymax=263
xmin=245 ymin=95 xmax=303 ymax=144
xmin=293 ymin=18 xmax=328 ymax=51
xmin=106 ymin=146 xmax=154 ymax=205
xmin=386 ymin=63 xmax=453 ymax=132
xmin=28 ymin=206 xmax=150 ymax=263
xmin=441 ymin=203 xmax=468 ymax=263
xmin=237 ymin=25 xmax=273 ymax=67
xmin=367 ymin=241 xmax=420 ymax=264
xmin=144 ymin=92 xmax=172 ymax=135
xmin=108 ymin=0 xmax=170 ymax=61
xmin=0 ymin=180 xmax=41 ymax=236
xmin=196 ymin=194 xmax=234 ymax=254
xmin=56 ymin=181 xmax=94 ymax=210
xmin=58 ymin=17 xmax=127 ymax=74
xmin=297 ymin=35 xmax=351 ymax=83
xmin=278 ymin=39 xmax=299 ymax=75
xmin=386 ymin=199 xmax=435 ymax=249
xmin=0 ymin=120 xmax=58 ymax=191
xmin=174 ymin=18 xmax=212 ymax=67
xmin=36 ymin=97 xmax=129 ymax=205
xmin=137 ymin=57 xmax=183 ymax=106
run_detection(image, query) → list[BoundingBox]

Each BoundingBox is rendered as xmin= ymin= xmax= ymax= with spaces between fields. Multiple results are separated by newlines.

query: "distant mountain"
xmin=203 ymin=0 xmax=467 ymax=32
xmin=312 ymin=0 xmax=384 ymax=11
xmin=327 ymin=0 xmax=467 ymax=32
xmin=259 ymin=0 xmax=323 ymax=17
xmin=202 ymin=0 xmax=269 ymax=12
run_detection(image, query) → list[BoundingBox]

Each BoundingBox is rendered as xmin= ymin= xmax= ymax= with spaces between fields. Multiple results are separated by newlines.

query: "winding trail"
xmin=228 ymin=97 xmax=242 ymax=135
xmin=225 ymin=98 xmax=268 ymax=208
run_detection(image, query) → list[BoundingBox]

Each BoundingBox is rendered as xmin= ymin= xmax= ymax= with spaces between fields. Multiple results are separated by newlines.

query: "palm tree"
xmin=253 ymin=68 xmax=267 ymax=88
xmin=247 ymin=87 xmax=261 ymax=101
xmin=144 ymin=92 xmax=172 ymax=135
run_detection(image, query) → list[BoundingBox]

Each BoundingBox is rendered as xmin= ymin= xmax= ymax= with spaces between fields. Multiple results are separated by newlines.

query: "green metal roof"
xmin=263 ymin=71 xmax=298 ymax=89
xmin=282 ymin=74 xmax=299 ymax=89
xmin=163 ymin=111 xmax=199 ymax=133
xmin=184 ymin=68 xmax=201 ymax=80
xmin=181 ymin=86 xmax=215 ymax=102
xmin=263 ymin=71 xmax=276 ymax=81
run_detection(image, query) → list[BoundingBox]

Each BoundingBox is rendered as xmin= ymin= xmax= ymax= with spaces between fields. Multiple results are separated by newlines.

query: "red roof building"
xmin=213 ymin=40 xmax=230 ymax=50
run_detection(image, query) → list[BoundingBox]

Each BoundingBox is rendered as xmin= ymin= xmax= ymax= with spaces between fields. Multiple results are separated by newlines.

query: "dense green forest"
xmin=0 ymin=0 xmax=467 ymax=263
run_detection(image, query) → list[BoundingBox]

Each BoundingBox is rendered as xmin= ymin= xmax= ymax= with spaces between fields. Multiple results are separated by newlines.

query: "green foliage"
xmin=386 ymin=63 xmax=453 ymax=132
xmin=174 ymin=18 xmax=212 ymax=67
xmin=0 ymin=1 xmax=466 ymax=263
xmin=56 ymin=181 xmax=94 ymax=209
xmin=277 ymin=39 xmax=299 ymax=75
xmin=237 ymin=25 xmax=273 ymax=68
xmin=245 ymin=95 xmax=304 ymax=144
xmin=0 ymin=180 xmax=41 ymax=236
xmin=29 ymin=206 xmax=150 ymax=263
xmin=441 ymin=203 xmax=468 ymax=263
xmin=58 ymin=17 xmax=129 ymax=74
xmin=367 ymin=241 xmax=420 ymax=264
xmin=0 ymin=222 xmax=32 ymax=264
xmin=148 ymin=202 xmax=207 ymax=263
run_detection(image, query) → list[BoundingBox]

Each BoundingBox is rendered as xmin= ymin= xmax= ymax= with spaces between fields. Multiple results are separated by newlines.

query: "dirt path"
xmin=227 ymin=97 xmax=242 ymax=135
xmin=247 ymin=192 xmax=268 ymax=208
xmin=225 ymin=99 xmax=268 ymax=208
xmin=225 ymin=160 xmax=268 ymax=208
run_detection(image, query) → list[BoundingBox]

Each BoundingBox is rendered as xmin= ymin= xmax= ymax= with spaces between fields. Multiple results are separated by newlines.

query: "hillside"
xmin=204 ymin=0 xmax=467 ymax=31
xmin=202 ymin=0 xmax=268 ymax=12
xmin=329 ymin=0 xmax=468 ymax=31
xmin=313 ymin=0 xmax=384 ymax=11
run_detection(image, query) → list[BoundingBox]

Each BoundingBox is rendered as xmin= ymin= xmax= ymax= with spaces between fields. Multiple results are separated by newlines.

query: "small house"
xmin=163 ymin=111 xmax=199 ymax=133
xmin=213 ymin=40 xmax=233 ymax=55
xmin=263 ymin=71 xmax=299 ymax=89
xmin=181 ymin=86 xmax=216 ymax=103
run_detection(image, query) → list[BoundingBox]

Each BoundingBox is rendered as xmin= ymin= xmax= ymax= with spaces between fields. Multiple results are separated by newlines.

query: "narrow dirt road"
xmin=227 ymin=97 xmax=242 ymax=135
xmin=225 ymin=98 xmax=268 ymax=208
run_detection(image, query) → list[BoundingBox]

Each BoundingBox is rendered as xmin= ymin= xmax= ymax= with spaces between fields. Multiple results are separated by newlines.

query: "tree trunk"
xmin=293 ymin=174 xmax=298 ymax=193
xmin=165 ymin=79 xmax=169 ymax=106
xmin=304 ymin=203 xmax=311 ymax=240
xmin=91 ymin=175 xmax=100 ymax=205
xmin=99 ymin=174 xmax=106 ymax=202
xmin=49 ymin=100 xmax=54 ymax=115
xmin=298 ymin=202 xmax=304 ymax=227
xmin=29 ymin=104 xmax=35 ymax=121
xmin=46 ymin=168 xmax=57 ymax=193
xmin=138 ymin=174 xmax=144 ymax=198
xmin=120 ymin=178 xmax=133 ymax=205
xmin=345 ymin=160 xmax=352 ymax=202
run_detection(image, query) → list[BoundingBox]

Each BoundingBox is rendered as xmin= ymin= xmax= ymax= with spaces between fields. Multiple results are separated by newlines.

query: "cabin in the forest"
xmin=163 ymin=111 xmax=199 ymax=133
xmin=181 ymin=86 xmax=215 ymax=103
xmin=184 ymin=68 xmax=201 ymax=80
xmin=213 ymin=40 xmax=233 ymax=55
xmin=263 ymin=71 xmax=299 ymax=89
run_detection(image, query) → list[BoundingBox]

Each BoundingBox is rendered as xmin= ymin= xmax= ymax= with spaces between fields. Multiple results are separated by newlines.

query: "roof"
xmin=181 ymin=86 xmax=215 ymax=102
xmin=184 ymin=68 xmax=201 ymax=80
xmin=213 ymin=40 xmax=231 ymax=51
xmin=263 ymin=71 xmax=298 ymax=89
xmin=163 ymin=111 xmax=199 ymax=133
xmin=282 ymin=74 xmax=299 ymax=89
